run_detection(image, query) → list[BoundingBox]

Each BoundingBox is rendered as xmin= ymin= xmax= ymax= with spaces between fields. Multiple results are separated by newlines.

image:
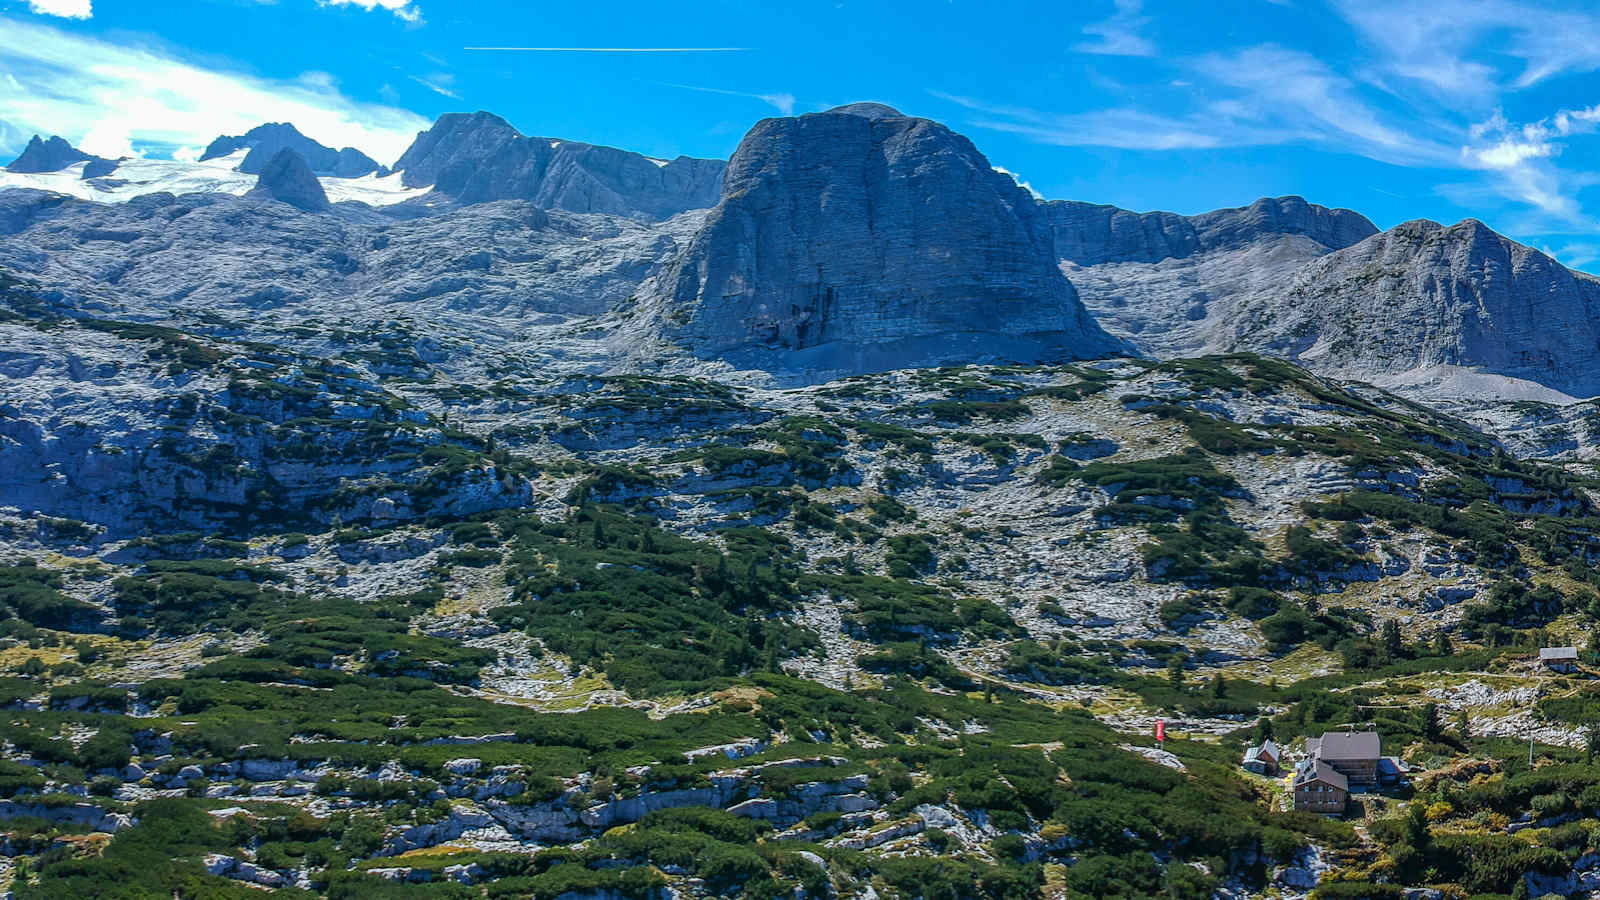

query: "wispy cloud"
xmin=1332 ymin=0 xmax=1600 ymax=100
xmin=933 ymin=91 xmax=1229 ymax=150
xmin=1073 ymin=0 xmax=1155 ymax=57
xmin=25 ymin=0 xmax=90 ymax=19
xmin=932 ymin=50 xmax=1461 ymax=169
xmin=464 ymin=46 xmax=751 ymax=52
xmin=1189 ymin=45 xmax=1457 ymax=166
xmin=0 ymin=16 xmax=428 ymax=162
xmin=656 ymin=82 xmax=795 ymax=116
xmin=408 ymin=73 xmax=459 ymax=99
xmin=317 ymin=0 xmax=421 ymax=24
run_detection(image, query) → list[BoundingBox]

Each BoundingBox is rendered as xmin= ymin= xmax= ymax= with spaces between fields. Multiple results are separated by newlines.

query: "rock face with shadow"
xmin=636 ymin=102 xmax=1123 ymax=379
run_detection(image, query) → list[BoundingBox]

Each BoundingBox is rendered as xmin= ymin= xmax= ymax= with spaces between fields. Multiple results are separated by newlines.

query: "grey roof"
xmin=1258 ymin=740 xmax=1280 ymax=760
xmin=1541 ymin=647 xmax=1579 ymax=660
xmin=1294 ymin=759 xmax=1348 ymax=791
xmin=1312 ymin=730 xmax=1380 ymax=762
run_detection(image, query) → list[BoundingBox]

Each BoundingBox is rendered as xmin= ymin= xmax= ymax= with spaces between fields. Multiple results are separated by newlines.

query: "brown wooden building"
xmin=1292 ymin=760 xmax=1349 ymax=814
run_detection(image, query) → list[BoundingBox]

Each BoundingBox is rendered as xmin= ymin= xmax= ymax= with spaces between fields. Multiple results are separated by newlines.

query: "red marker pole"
xmin=1155 ymin=719 xmax=1165 ymax=745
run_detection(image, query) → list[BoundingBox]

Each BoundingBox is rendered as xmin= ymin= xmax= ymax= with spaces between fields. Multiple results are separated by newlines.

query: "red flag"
xmin=1155 ymin=719 xmax=1165 ymax=743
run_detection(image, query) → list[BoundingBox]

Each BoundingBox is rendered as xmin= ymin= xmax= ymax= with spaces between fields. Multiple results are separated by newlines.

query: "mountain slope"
xmin=1224 ymin=218 xmax=1600 ymax=398
xmin=1050 ymin=196 xmax=1378 ymax=357
xmin=634 ymin=103 xmax=1124 ymax=379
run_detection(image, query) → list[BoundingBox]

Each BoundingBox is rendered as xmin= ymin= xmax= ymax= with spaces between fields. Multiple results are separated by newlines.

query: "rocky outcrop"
xmin=6 ymin=135 xmax=119 ymax=178
xmin=392 ymin=111 xmax=725 ymax=220
xmin=1225 ymin=218 xmax=1600 ymax=397
xmin=201 ymin=122 xmax=383 ymax=178
xmin=636 ymin=103 xmax=1123 ymax=378
xmin=246 ymin=149 xmax=330 ymax=212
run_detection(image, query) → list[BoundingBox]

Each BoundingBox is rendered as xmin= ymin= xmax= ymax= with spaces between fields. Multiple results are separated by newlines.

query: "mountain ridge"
xmin=200 ymin=121 xmax=385 ymax=178
xmin=390 ymin=110 xmax=726 ymax=220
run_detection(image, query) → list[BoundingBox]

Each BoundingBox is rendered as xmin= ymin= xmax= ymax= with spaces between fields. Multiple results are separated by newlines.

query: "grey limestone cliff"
xmin=636 ymin=102 xmax=1124 ymax=378
xmin=1225 ymin=218 xmax=1600 ymax=397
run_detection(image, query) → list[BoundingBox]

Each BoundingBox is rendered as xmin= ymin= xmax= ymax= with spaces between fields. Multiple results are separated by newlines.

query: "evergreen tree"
xmin=1210 ymin=673 xmax=1227 ymax=698
xmin=1420 ymin=702 xmax=1441 ymax=742
xmin=1167 ymin=654 xmax=1186 ymax=689
xmin=1381 ymin=619 xmax=1405 ymax=660
xmin=1432 ymin=630 xmax=1453 ymax=657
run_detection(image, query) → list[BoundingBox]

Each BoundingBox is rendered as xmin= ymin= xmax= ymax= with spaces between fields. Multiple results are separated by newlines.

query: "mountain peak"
xmin=246 ymin=148 xmax=330 ymax=212
xmin=6 ymin=135 xmax=119 ymax=177
xmin=202 ymin=122 xmax=383 ymax=178
xmin=821 ymin=102 xmax=905 ymax=120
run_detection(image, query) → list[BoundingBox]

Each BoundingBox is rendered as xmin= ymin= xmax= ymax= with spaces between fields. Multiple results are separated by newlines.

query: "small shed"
xmin=1242 ymin=740 xmax=1281 ymax=775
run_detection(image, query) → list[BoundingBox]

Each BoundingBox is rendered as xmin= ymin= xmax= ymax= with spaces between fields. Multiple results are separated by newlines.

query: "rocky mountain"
xmin=5 ymin=134 xmax=119 ymax=178
xmin=1049 ymin=196 xmax=1379 ymax=358
xmin=200 ymin=122 xmax=384 ymax=178
xmin=391 ymin=111 xmax=725 ymax=220
xmin=12 ymin=101 xmax=1600 ymax=900
xmin=1220 ymin=217 xmax=1600 ymax=398
xmin=633 ymin=103 xmax=1124 ymax=378
xmin=245 ymin=148 xmax=330 ymax=212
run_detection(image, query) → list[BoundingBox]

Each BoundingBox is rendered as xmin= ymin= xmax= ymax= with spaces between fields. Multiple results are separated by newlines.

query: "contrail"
xmin=463 ymin=47 xmax=752 ymax=52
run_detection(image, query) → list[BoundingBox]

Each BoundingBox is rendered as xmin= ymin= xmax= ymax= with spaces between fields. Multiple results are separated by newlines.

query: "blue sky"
xmin=4 ymin=0 xmax=1600 ymax=265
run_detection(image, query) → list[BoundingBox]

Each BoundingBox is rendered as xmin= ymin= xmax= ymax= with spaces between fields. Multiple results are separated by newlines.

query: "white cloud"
xmin=0 ymin=16 xmax=429 ymax=164
xmin=25 ymin=0 xmax=91 ymax=20
xmin=992 ymin=166 xmax=1041 ymax=199
xmin=316 ymin=0 xmax=421 ymax=23
xmin=1457 ymin=104 xmax=1600 ymax=222
xmin=1073 ymin=0 xmax=1155 ymax=57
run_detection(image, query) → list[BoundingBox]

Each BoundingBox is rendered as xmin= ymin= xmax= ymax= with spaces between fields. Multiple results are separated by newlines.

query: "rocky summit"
xmin=12 ymin=100 xmax=1600 ymax=900
xmin=246 ymin=148 xmax=331 ymax=212
xmin=5 ymin=134 xmax=118 ymax=178
xmin=1227 ymin=217 xmax=1600 ymax=397
xmin=635 ymin=103 xmax=1124 ymax=378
